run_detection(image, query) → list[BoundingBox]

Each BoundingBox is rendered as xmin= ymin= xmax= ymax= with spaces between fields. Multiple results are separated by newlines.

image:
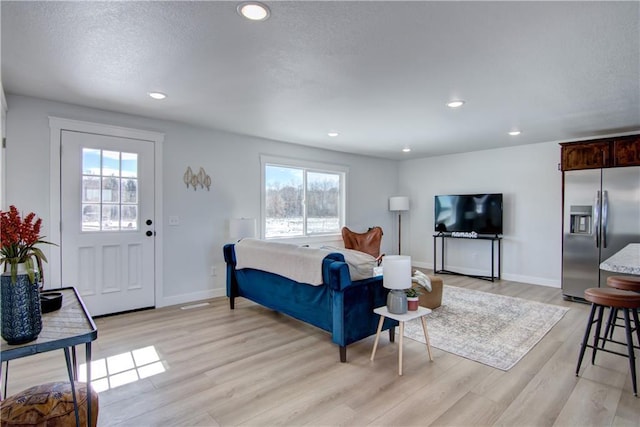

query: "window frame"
xmin=260 ymin=154 xmax=348 ymax=242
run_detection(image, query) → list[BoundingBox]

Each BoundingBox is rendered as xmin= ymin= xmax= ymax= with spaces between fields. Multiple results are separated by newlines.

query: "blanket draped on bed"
xmin=234 ymin=238 xmax=330 ymax=285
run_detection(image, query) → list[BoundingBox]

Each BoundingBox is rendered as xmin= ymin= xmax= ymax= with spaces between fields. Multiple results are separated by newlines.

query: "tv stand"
xmin=433 ymin=233 xmax=501 ymax=282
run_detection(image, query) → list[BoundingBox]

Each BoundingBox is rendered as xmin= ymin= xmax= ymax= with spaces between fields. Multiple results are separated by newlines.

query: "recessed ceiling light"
xmin=508 ymin=130 xmax=522 ymax=136
xmin=328 ymin=132 xmax=339 ymax=137
xmin=148 ymin=92 xmax=167 ymax=100
xmin=446 ymin=100 xmax=465 ymax=108
xmin=237 ymin=2 xmax=270 ymax=21
xmin=402 ymin=147 xmax=411 ymax=153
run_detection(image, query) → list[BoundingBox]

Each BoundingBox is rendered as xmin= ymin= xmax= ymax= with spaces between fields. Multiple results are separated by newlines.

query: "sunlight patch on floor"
xmin=78 ymin=345 xmax=166 ymax=392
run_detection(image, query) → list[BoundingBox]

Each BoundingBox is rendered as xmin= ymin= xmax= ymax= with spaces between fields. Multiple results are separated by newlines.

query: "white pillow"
xmin=321 ymin=246 xmax=378 ymax=281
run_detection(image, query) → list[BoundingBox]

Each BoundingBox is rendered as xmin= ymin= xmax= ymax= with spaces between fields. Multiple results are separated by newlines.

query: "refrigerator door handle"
xmin=594 ymin=190 xmax=601 ymax=248
xmin=602 ymin=190 xmax=609 ymax=248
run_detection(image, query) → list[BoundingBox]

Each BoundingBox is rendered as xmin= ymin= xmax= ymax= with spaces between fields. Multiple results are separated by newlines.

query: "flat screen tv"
xmin=434 ymin=193 xmax=503 ymax=235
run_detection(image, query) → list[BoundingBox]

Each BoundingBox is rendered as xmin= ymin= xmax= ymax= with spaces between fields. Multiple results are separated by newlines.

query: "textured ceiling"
xmin=2 ymin=1 xmax=639 ymax=160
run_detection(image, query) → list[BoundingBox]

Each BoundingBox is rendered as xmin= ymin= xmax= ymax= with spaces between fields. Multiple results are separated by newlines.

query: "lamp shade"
xmin=383 ymin=255 xmax=412 ymax=290
xmin=389 ymin=196 xmax=410 ymax=212
xmin=230 ymin=218 xmax=256 ymax=240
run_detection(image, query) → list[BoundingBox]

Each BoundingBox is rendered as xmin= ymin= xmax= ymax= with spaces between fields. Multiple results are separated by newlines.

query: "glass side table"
xmin=1 ymin=287 xmax=97 ymax=426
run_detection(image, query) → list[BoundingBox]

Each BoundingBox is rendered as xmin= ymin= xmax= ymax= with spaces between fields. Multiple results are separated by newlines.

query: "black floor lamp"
xmin=389 ymin=196 xmax=410 ymax=254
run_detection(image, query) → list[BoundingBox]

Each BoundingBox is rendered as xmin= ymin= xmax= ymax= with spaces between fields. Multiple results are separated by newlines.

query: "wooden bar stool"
xmin=607 ymin=276 xmax=640 ymax=292
xmin=576 ymin=287 xmax=640 ymax=396
xmin=603 ymin=276 xmax=640 ymax=341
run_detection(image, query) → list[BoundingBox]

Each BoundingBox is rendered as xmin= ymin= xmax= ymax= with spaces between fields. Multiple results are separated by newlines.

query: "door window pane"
xmin=102 ymin=177 xmax=120 ymax=203
xmin=121 ymin=153 xmax=138 ymax=178
xmin=82 ymin=176 xmax=101 ymax=202
xmin=82 ymin=204 xmax=100 ymax=231
xmin=121 ymin=179 xmax=138 ymax=203
xmin=102 ymin=205 xmax=120 ymax=230
xmin=122 ymin=206 xmax=138 ymax=229
xmin=82 ymin=149 xmax=101 ymax=175
xmin=102 ymin=151 xmax=120 ymax=176
xmin=82 ymin=148 xmax=139 ymax=231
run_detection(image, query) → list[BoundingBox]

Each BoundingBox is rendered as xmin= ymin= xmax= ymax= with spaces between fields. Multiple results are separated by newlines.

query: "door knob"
xmin=146 ymin=219 xmax=153 ymax=226
xmin=146 ymin=230 xmax=153 ymax=237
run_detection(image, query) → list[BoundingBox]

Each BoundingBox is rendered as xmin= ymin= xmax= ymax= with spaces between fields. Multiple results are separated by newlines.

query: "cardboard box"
xmin=412 ymin=275 xmax=443 ymax=309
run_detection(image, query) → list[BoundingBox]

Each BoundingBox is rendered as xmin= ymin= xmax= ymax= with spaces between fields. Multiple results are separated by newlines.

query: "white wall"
xmin=5 ymin=93 xmax=566 ymax=300
xmin=5 ymin=94 xmax=399 ymax=306
xmin=400 ymin=142 xmax=563 ymax=287
xmin=1 ymin=82 xmax=6 ymax=209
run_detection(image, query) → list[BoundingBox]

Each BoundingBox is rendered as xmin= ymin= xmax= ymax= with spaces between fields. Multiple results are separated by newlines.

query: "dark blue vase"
xmin=1 ymin=265 xmax=43 ymax=345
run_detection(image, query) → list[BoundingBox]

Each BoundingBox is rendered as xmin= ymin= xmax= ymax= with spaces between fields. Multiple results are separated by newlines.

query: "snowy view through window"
xmin=82 ymin=149 xmax=139 ymax=232
xmin=265 ymin=165 xmax=342 ymax=238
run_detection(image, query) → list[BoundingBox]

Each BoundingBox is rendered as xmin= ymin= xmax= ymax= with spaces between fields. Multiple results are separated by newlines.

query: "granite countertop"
xmin=600 ymin=243 xmax=640 ymax=275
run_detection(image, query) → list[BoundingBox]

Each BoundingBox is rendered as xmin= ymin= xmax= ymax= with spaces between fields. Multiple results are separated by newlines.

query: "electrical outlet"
xmin=210 ymin=266 xmax=217 ymax=277
xmin=169 ymin=216 xmax=180 ymax=226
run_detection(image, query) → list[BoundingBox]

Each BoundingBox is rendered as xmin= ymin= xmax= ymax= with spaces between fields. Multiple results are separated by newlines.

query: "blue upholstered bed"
xmin=223 ymin=242 xmax=397 ymax=362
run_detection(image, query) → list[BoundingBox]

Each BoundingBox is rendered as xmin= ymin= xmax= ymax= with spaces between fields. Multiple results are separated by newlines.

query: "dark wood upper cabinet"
xmin=560 ymin=135 xmax=640 ymax=171
xmin=560 ymin=141 xmax=610 ymax=171
xmin=613 ymin=136 xmax=640 ymax=167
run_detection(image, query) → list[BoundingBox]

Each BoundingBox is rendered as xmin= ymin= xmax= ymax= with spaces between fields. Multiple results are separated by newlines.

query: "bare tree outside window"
xmin=306 ymin=172 xmax=340 ymax=234
xmin=265 ymin=166 xmax=303 ymax=238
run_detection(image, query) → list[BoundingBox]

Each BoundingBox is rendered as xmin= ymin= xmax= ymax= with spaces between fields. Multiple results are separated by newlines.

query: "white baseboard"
xmin=158 ymin=288 xmax=226 ymax=308
xmin=501 ymin=273 xmax=560 ymax=288
xmin=412 ymin=260 xmax=560 ymax=288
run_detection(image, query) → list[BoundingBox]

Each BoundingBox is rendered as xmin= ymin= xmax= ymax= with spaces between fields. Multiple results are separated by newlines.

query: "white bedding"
xmin=234 ymin=239 xmax=331 ymax=285
xmin=320 ymin=246 xmax=378 ymax=281
xmin=234 ymin=239 xmax=379 ymax=284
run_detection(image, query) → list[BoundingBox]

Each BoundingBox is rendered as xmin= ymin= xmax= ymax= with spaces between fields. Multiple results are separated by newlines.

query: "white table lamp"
xmin=389 ymin=196 xmax=410 ymax=254
xmin=229 ymin=218 xmax=257 ymax=241
xmin=383 ymin=255 xmax=411 ymax=314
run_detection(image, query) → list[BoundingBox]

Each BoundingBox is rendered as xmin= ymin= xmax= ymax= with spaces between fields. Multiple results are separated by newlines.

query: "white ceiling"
xmin=2 ymin=1 xmax=639 ymax=160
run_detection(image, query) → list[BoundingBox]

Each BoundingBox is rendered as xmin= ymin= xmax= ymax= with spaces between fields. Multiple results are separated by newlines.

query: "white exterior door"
xmin=61 ymin=130 xmax=155 ymax=316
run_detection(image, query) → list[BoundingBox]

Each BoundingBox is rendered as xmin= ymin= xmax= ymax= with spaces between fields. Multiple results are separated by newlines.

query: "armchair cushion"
xmin=341 ymin=226 xmax=383 ymax=258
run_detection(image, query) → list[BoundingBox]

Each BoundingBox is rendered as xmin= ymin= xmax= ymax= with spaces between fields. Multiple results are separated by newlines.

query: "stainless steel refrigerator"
xmin=562 ymin=166 xmax=640 ymax=300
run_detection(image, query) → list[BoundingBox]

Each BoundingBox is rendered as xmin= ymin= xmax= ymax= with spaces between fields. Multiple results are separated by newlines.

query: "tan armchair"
xmin=341 ymin=226 xmax=384 ymax=262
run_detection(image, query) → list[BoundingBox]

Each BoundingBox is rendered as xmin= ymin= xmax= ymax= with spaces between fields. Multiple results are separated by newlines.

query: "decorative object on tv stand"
xmin=389 ymin=196 xmax=410 ymax=254
xmin=383 ymin=255 xmax=412 ymax=314
xmin=183 ymin=166 xmax=212 ymax=191
xmin=0 ymin=205 xmax=56 ymax=344
xmin=230 ymin=218 xmax=257 ymax=241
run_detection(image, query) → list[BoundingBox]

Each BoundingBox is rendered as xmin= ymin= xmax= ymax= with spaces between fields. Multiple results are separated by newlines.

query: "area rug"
xmin=403 ymin=285 xmax=569 ymax=371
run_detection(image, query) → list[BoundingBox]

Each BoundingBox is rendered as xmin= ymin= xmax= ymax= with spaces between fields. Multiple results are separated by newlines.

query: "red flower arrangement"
xmin=0 ymin=205 xmax=54 ymax=284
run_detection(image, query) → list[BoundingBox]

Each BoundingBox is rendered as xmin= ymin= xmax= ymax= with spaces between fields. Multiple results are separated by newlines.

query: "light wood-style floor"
xmin=5 ymin=274 xmax=640 ymax=426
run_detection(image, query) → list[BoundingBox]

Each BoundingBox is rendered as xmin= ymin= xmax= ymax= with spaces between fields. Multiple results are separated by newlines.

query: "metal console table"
xmin=1 ymin=287 xmax=97 ymax=427
xmin=433 ymin=233 xmax=502 ymax=282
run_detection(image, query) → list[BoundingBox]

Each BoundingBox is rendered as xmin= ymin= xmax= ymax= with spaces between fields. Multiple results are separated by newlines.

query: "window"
xmin=82 ymin=148 xmax=139 ymax=231
xmin=262 ymin=156 xmax=347 ymax=239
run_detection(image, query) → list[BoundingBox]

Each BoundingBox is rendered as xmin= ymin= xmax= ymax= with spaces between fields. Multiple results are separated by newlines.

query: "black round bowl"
xmin=40 ymin=292 xmax=63 ymax=313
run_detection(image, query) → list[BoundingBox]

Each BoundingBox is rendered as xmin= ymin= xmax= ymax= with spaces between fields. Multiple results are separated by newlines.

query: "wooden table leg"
xmin=420 ymin=316 xmax=433 ymax=361
xmin=399 ymin=321 xmax=404 ymax=375
xmin=370 ymin=315 xmax=385 ymax=361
